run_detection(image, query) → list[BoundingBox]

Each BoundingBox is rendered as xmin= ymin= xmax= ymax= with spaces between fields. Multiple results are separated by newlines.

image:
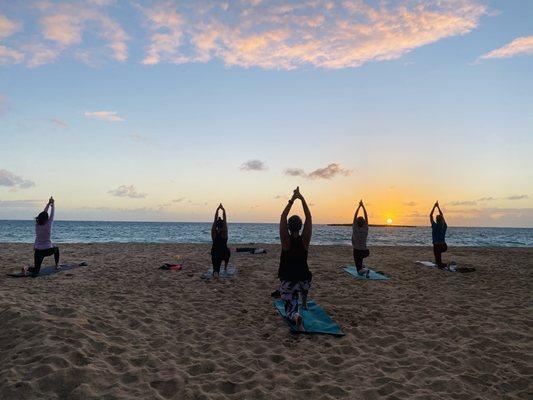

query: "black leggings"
xmin=31 ymin=247 xmax=60 ymax=274
xmin=433 ymin=243 xmax=448 ymax=267
xmin=211 ymin=249 xmax=230 ymax=274
xmin=353 ymin=249 xmax=370 ymax=271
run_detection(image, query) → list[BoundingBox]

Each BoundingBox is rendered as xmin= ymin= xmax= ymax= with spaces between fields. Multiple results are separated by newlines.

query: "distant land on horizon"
xmin=2 ymin=220 xmax=532 ymax=229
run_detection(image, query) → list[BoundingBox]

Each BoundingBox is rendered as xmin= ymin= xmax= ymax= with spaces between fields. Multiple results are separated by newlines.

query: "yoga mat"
xmin=343 ymin=266 xmax=390 ymax=280
xmin=6 ymin=262 xmax=88 ymax=278
xmin=415 ymin=261 xmax=475 ymax=273
xmin=274 ymin=299 xmax=344 ymax=336
xmin=416 ymin=261 xmax=438 ymax=268
xmin=201 ymin=266 xmax=237 ymax=279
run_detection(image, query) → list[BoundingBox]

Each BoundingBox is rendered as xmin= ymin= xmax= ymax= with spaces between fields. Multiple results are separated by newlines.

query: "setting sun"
xmin=387 ymin=218 xmax=393 ymax=225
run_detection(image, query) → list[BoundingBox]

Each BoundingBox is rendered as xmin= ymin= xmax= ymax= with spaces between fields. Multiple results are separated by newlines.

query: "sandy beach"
xmin=0 ymin=243 xmax=531 ymax=399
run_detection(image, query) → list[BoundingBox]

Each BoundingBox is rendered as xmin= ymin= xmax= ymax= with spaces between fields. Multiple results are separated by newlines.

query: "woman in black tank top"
xmin=278 ymin=187 xmax=312 ymax=331
xmin=211 ymin=204 xmax=230 ymax=277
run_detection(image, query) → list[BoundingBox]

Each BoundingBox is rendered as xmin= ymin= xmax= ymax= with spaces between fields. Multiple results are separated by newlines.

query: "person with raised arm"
xmin=211 ymin=203 xmax=230 ymax=277
xmin=352 ymin=199 xmax=370 ymax=277
xmin=430 ymin=201 xmax=448 ymax=268
xmin=23 ymin=197 xmax=60 ymax=276
xmin=278 ymin=187 xmax=312 ymax=331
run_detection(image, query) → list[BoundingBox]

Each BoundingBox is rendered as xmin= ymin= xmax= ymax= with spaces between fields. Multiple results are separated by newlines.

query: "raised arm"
xmin=299 ymin=192 xmax=312 ymax=247
xmin=430 ymin=202 xmax=438 ymax=224
xmin=211 ymin=205 xmax=221 ymax=240
xmin=361 ymin=202 xmax=368 ymax=225
xmin=220 ymin=204 xmax=228 ymax=239
xmin=436 ymin=203 xmax=445 ymax=224
xmin=280 ymin=193 xmax=296 ymax=250
xmin=48 ymin=196 xmax=54 ymax=222
xmin=352 ymin=203 xmax=361 ymax=225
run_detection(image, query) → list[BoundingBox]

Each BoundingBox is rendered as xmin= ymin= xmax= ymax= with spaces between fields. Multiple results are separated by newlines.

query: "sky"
xmin=0 ymin=0 xmax=532 ymax=227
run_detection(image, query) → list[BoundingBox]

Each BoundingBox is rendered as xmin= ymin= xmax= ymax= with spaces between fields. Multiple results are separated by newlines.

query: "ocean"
xmin=0 ymin=220 xmax=531 ymax=247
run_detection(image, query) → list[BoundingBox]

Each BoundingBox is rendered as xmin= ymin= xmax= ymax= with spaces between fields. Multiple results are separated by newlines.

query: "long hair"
xmin=36 ymin=211 xmax=49 ymax=225
xmin=436 ymin=215 xmax=444 ymax=225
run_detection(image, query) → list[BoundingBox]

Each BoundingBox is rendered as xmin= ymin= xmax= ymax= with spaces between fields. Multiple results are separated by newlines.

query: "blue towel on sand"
xmin=274 ymin=299 xmax=344 ymax=336
xmin=6 ymin=263 xmax=87 ymax=278
xmin=343 ymin=266 xmax=390 ymax=281
xmin=201 ymin=266 xmax=237 ymax=279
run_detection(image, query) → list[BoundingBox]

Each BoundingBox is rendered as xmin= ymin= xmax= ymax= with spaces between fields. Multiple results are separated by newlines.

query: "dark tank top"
xmin=211 ymin=231 xmax=228 ymax=256
xmin=278 ymin=236 xmax=312 ymax=282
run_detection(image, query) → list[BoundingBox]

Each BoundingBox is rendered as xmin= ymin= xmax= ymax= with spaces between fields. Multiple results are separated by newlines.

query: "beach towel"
xmin=201 ymin=266 xmax=237 ymax=279
xmin=159 ymin=263 xmax=184 ymax=271
xmin=6 ymin=262 xmax=88 ymax=278
xmin=415 ymin=261 xmax=475 ymax=273
xmin=274 ymin=299 xmax=344 ymax=336
xmin=235 ymin=247 xmax=267 ymax=254
xmin=343 ymin=266 xmax=390 ymax=280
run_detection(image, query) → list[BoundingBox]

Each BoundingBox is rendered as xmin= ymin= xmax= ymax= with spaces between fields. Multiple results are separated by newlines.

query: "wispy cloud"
xmin=85 ymin=110 xmax=125 ymax=122
xmin=172 ymin=197 xmax=187 ymax=203
xmin=138 ymin=0 xmax=487 ymax=70
xmin=108 ymin=185 xmax=146 ymax=199
xmin=240 ymin=159 xmax=268 ymax=171
xmin=0 ymin=169 xmax=35 ymax=189
xmin=0 ymin=199 xmax=42 ymax=208
xmin=479 ymin=36 xmax=533 ymax=60
xmin=274 ymin=194 xmax=288 ymax=200
xmin=50 ymin=118 xmax=68 ymax=128
xmin=285 ymin=163 xmax=352 ymax=180
xmin=450 ymin=200 xmax=478 ymax=206
xmin=37 ymin=1 xmax=128 ymax=62
xmin=1 ymin=1 xmax=487 ymax=69
xmin=0 ymin=3 xmax=127 ymax=67
xmin=403 ymin=201 xmax=417 ymax=207
xmin=506 ymin=194 xmax=528 ymax=200
xmin=128 ymin=133 xmax=148 ymax=142
xmin=450 ymin=194 xmax=528 ymax=206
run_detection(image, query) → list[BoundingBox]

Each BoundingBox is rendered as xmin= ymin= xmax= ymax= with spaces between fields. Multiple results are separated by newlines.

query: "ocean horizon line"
xmin=1 ymin=219 xmax=531 ymax=230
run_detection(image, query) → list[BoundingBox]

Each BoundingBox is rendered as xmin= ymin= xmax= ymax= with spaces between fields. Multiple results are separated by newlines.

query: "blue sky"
xmin=0 ymin=0 xmax=532 ymax=226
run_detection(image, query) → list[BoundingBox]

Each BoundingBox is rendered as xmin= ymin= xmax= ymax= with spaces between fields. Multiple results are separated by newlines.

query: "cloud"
xmin=84 ymin=110 xmax=124 ymax=122
xmin=108 ymin=185 xmax=146 ymax=199
xmin=477 ymin=196 xmax=495 ymax=202
xmin=0 ymin=2 xmax=128 ymax=67
xmin=284 ymin=168 xmax=307 ymax=177
xmin=479 ymin=36 xmax=533 ymax=60
xmin=50 ymin=118 xmax=68 ymax=128
xmin=172 ymin=197 xmax=187 ymax=203
xmin=308 ymin=163 xmax=352 ymax=179
xmin=449 ymin=200 xmax=477 ymax=206
xmin=285 ymin=163 xmax=351 ymax=179
xmin=506 ymin=194 xmax=528 ymax=201
xmin=403 ymin=201 xmax=417 ymax=207
xmin=0 ymin=14 xmax=21 ymax=39
xmin=128 ymin=133 xmax=148 ymax=142
xmin=0 ymin=169 xmax=35 ymax=189
xmin=37 ymin=1 xmax=128 ymax=61
xmin=274 ymin=194 xmax=288 ymax=200
xmin=2 ymin=1 xmax=487 ymax=69
xmin=240 ymin=159 xmax=267 ymax=171
xmin=450 ymin=194 xmax=528 ymax=206
xmin=138 ymin=0 xmax=487 ymax=70
xmin=0 ymin=14 xmax=24 ymax=65
xmin=0 ymin=199 xmax=41 ymax=208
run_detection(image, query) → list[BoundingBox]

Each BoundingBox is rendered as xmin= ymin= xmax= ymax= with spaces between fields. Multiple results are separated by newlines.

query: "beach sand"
xmin=0 ymin=244 xmax=531 ymax=399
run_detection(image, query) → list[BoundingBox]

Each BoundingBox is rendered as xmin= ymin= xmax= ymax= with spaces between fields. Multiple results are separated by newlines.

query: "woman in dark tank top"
xmin=211 ymin=204 xmax=230 ymax=277
xmin=278 ymin=187 xmax=312 ymax=331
